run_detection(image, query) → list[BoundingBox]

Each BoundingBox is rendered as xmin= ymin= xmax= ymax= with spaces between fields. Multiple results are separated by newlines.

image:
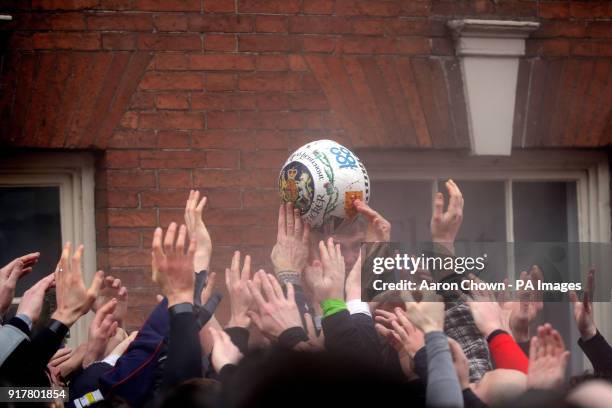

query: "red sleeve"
xmin=488 ymin=332 xmax=529 ymax=373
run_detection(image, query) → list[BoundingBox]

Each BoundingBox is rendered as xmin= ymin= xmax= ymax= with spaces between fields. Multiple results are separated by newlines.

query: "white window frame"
xmin=360 ymin=149 xmax=611 ymax=370
xmin=0 ymin=152 xmax=96 ymax=347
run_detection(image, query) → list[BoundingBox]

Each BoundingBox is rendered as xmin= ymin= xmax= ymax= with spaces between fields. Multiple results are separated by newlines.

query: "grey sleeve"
xmin=0 ymin=325 xmax=29 ymax=366
xmin=425 ymin=331 xmax=464 ymax=408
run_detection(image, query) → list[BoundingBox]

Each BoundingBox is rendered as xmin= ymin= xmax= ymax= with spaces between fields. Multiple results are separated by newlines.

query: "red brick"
xmin=87 ymin=13 xmax=153 ymax=31
xmin=303 ymin=0 xmax=334 ymax=14
xmin=336 ymin=0 xmax=401 ymax=16
xmin=102 ymin=33 xmax=137 ymax=50
xmin=204 ymin=34 xmax=237 ymax=51
xmin=31 ymin=0 xmax=99 ymax=10
xmin=205 ymin=73 xmax=237 ymax=91
xmin=256 ymin=93 xmax=290 ymax=110
xmin=104 ymin=190 xmax=139 ymax=207
xmin=105 ymin=150 xmax=139 ymax=168
xmin=141 ymin=190 xmax=191 ymax=207
xmin=108 ymin=170 xmax=156 ymax=188
xmin=239 ymin=72 xmax=301 ymax=91
xmin=108 ymin=228 xmax=141 ymax=246
xmin=206 ymin=150 xmax=240 ymax=168
xmin=191 ymin=130 xmax=254 ymax=149
xmin=539 ymin=2 xmax=570 ymax=19
xmin=28 ymin=12 xmax=87 ymax=30
xmin=242 ymin=150 xmax=287 ymax=169
xmin=207 ymin=111 xmax=241 ymax=129
xmin=159 ymin=170 xmax=193 ymax=188
xmin=533 ymin=21 xmax=587 ymax=38
xmin=302 ymin=36 xmax=337 ymax=52
xmin=243 ymin=189 xmax=280 ymax=208
xmin=138 ymin=34 xmax=201 ymax=51
xmin=153 ymin=14 xmax=189 ymax=31
xmin=108 ymin=210 xmax=157 ymax=227
xmin=189 ymin=55 xmax=256 ymax=71
xmin=289 ymin=93 xmax=328 ymax=110
xmin=526 ymin=39 xmax=570 ymax=56
xmin=132 ymin=0 xmax=200 ymax=11
xmin=587 ymin=22 xmax=612 ymax=39
xmin=120 ymin=111 xmax=139 ymax=129
xmin=288 ymin=54 xmax=308 ymax=71
xmin=139 ymin=111 xmax=205 ymax=129
xmin=158 ymin=131 xmax=191 ymax=148
xmin=153 ymin=53 xmax=189 ymax=70
xmin=194 ymin=170 xmax=249 ymax=188
xmin=155 ymin=93 xmax=190 ymax=109
xmin=140 ymin=151 xmax=207 ymax=168
xmin=572 ymin=41 xmax=612 ymax=57
xmin=241 ymin=226 xmax=277 ymax=246
xmin=140 ymin=72 xmax=204 ymax=90
xmin=192 ymin=93 xmax=232 ymax=110
xmin=130 ymin=92 xmax=156 ymax=110
xmin=289 ymin=16 xmax=352 ymax=34
xmin=108 ymin=130 xmax=158 ymax=148
xmin=570 ymin=2 xmax=609 ymax=19
xmin=204 ymin=0 xmax=235 ymax=12
xmin=188 ymin=15 xmax=254 ymax=32
xmin=32 ymin=32 xmax=100 ymax=50
xmin=255 ymin=15 xmax=288 ymax=33
xmin=107 ymin=249 xmax=152 ymax=267
xmin=239 ymin=0 xmax=301 ymax=14
xmin=158 ymin=209 xmax=185 ymax=226
xmin=256 ymin=55 xmax=289 ymax=71
xmin=239 ymin=35 xmax=300 ymax=52
xmin=240 ymin=111 xmax=304 ymax=129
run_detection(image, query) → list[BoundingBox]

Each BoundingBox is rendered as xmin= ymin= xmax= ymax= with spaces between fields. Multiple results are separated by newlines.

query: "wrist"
xmin=581 ymin=326 xmax=597 ymax=341
xmin=51 ymin=309 xmax=80 ymax=327
xmin=166 ymin=293 xmax=194 ymax=307
xmin=228 ymin=315 xmax=250 ymax=329
xmin=482 ymin=325 xmax=502 ymax=339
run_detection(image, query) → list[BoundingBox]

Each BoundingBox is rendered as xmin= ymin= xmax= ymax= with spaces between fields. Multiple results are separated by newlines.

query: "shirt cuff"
xmin=102 ymin=354 xmax=121 ymax=366
xmin=15 ymin=313 xmax=33 ymax=330
xmin=321 ymin=299 xmax=347 ymax=318
xmin=346 ymin=300 xmax=371 ymax=317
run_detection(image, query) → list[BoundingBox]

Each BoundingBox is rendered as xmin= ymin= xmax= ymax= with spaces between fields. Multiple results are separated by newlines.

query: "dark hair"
xmin=158 ymin=378 xmax=221 ymax=408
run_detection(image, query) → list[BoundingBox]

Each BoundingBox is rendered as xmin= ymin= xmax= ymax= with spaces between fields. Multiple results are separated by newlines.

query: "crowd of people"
xmin=1 ymin=182 xmax=611 ymax=408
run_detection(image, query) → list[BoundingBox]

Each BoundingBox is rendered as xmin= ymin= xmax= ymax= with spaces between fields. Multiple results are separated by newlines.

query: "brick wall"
xmin=0 ymin=0 xmax=611 ymax=328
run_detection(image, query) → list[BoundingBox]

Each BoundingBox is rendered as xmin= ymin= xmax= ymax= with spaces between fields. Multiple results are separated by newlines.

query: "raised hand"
xmin=345 ymin=253 xmax=362 ymax=301
xmin=430 ymin=179 xmax=463 ymax=247
xmin=402 ymin=293 xmax=445 ymax=334
xmin=0 ymin=252 xmax=40 ymax=316
xmin=270 ymin=202 xmax=310 ymax=277
xmin=52 ymin=243 xmax=104 ymax=327
xmin=466 ymin=276 xmax=508 ymax=338
xmin=500 ymin=270 xmax=543 ymax=342
xmin=303 ymin=238 xmax=345 ymax=304
xmin=209 ymin=327 xmax=243 ymax=373
xmin=246 ymin=270 xmax=302 ymax=340
xmin=151 ymin=223 xmax=196 ymax=307
xmin=354 ymin=199 xmax=391 ymax=242
xmin=184 ymin=190 xmax=212 ymax=272
xmin=225 ymin=251 xmax=253 ymax=328
xmin=569 ymin=268 xmax=596 ymax=341
xmin=83 ymin=298 xmax=119 ymax=368
xmin=93 ymin=275 xmax=128 ymax=326
xmin=16 ymin=273 xmax=55 ymax=324
xmin=298 ymin=312 xmax=325 ymax=351
xmin=527 ymin=324 xmax=570 ymax=390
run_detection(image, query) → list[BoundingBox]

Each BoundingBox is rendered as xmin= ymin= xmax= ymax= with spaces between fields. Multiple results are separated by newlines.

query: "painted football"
xmin=278 ymin=139 xmax=370 ymax=228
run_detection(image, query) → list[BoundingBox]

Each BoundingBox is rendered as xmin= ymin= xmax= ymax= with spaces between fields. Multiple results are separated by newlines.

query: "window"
xmin=362 ymin=150 xmax=610 ymax=374
xmin=0 ymin=153 xmax=96 ymax=347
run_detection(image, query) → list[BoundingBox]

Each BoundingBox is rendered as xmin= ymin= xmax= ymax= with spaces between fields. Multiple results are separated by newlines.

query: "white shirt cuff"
xmin=346 ymin=300 xmax=371 ymax=317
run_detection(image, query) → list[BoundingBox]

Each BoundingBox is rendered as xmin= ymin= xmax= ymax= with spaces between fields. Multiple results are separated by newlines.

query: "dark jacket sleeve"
xmin=1 ymin=319 xmax=68 ymax=386
xmin=162 ymin=304 xmax=202 ymax=390
xmin=578 ymin=330 xmax=612 ymax=376
xmin=463 ymin=388 xmax=488 ymax=408
xmin=224 ymin=327 xmax=249 ymax=355
xmin=321 ymin=310 xmax=364 ymax=356
xmin=350 ymin=312 xmax=383 ymax=365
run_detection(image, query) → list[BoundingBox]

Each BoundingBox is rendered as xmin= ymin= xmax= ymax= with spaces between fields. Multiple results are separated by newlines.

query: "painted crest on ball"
xmin=278 ymin=139 xmax=370 ymax=228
